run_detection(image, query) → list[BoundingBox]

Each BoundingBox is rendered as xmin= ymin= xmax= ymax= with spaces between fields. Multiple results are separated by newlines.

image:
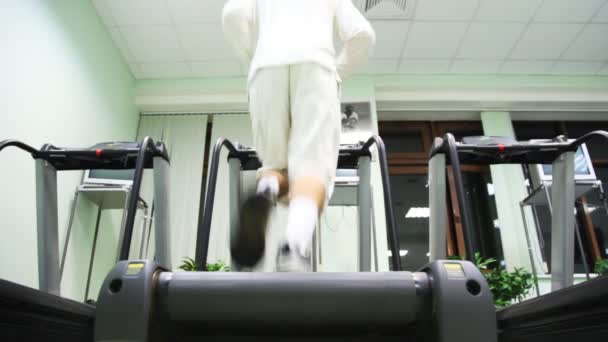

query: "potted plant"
xmin=178 ymin=257 xmax=230 ymax=272
xmin=595 ymin=259 xmax=608 ymax=276
xmin=448 ymin=253 xmax=535 ymax=307
xmin=474 ymin=252 xmax=534 ymax=307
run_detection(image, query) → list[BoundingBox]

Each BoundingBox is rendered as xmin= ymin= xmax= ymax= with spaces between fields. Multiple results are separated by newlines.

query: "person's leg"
xmin=231 ymin=66 xmax=290 ymax=268
xmin=282 ymin=63 xmax=341 ymax=264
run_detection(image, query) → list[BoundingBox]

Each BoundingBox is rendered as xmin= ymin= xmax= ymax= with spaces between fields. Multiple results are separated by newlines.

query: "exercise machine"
xmin=95 ymin=259 xmax=496 ymax=342
xmin=195 ymin=135 xmax=402 ymax=271
xmin=94 ymin=135 xmax=497 ymax=342
xmin=428 ymin=131 xmax=608 ymax=289
xmin=497 ymin=274 xmax=608 ymax=342
xmin=427 ymin=131 xmax=608 ymax=341
xmin=0 ymin=137 xmax=170 ymax=295
xmin=2 ymin=135 xmax=499 ymax=342
xmin=62 ymin=150 xmax=153 ymax=301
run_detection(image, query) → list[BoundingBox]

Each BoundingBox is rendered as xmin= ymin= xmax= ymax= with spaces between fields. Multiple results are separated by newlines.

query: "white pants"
xmin=248 ymin=63 xmax=341 ymax=202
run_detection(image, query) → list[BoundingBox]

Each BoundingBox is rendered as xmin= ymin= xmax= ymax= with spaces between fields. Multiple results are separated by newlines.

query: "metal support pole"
xmin=312 ymin=228 xmax=318 ymax=272
xmin=429 ymin=153 xmax=447 ymax=261
xmin=153 ymin=156 xmax=172 ymax=269
xmin=358 ymin=156 xmax=372 ymax=272
xmin=550 ymin=151 xmax=575 ymax=291
xmin=519 ymin=203 xmax=541 ymax=297
xmin=60 ymin=189 xmax=81 ymax=280
xmin=84 ymin=204 xmax=103 ymax=301
xmin=445 ymin=134 xmax=475 ymax=261
xmin=139 ymin=205 xmax=149 ymax=259
xmin=574 ymin=220 xmax=591 ymax=280
xmin=228 ymin=157 xmax=241 ymax=270
xmin=35 ymin=159 xmax=60 ymax=295
xmin=144 ymin=202 xmax=155 ymax=258
xmin=228 ymin=158 xmax=241 ymax=243
xmin=116 ymin=190 xmax=131 ymax=262
xmin=371 ymin=191 xmax=379 ymax=272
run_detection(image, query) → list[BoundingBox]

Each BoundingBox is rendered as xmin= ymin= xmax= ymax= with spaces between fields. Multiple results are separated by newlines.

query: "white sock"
xmin=257 ymin=175 xmax=279 ymax=196
xmin=286 ymin=197 xmax=318 ymax=258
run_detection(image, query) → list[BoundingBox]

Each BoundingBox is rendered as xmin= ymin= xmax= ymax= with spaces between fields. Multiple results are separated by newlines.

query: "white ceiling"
xmin=93 ymin=0 xmax=608 ymax=80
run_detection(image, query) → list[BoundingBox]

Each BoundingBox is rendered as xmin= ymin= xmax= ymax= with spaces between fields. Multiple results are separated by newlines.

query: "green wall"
xmin=0 ymin=0 xmax=138 ymax=299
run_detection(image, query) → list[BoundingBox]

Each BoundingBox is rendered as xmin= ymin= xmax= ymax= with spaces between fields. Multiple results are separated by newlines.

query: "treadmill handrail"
xmin=429 ymin=130 xmax=608 ymax=164
xmin=0 ymin=140 xmax=40 ymax=156
xmin=568 ymin=130 xmax=608 ymax=151
xmin=1 ymin=137 xmax=169 ymax=263
xmin=428 ymin=130 xmax=608 ymax=262
xmin=195 ymin=135 xmax=402 ymax=271
xmin=0 ymin=138 xmax=169 ymax=169
xmin=195 ymin=138 xmax=239 ymax=270
xmin=119 ymin=136 xmax=165 ymax=261
xmin=361 ymin=135 xmax=402 ymax=271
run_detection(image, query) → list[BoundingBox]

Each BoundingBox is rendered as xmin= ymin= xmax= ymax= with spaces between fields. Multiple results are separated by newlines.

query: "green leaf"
xmin=473 ymin=251 xmax=534 ymax=307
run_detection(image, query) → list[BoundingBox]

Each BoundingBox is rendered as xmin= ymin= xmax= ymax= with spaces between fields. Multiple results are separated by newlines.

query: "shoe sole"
xmin=230 ymin=194 xmax=272 ymax=268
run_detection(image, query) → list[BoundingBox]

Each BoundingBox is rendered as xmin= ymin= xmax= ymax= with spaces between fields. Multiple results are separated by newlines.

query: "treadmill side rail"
xmin=95 ymin=260 xmax=166 ymax=342
xmin=423 ymin=260 xmax=497 ymax=342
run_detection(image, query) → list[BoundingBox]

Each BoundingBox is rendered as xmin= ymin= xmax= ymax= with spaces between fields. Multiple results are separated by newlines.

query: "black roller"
xmin=96 ymin=260 xmax=496 ymax=342
xmin=159 ymin=271 xmax=430 ymax=332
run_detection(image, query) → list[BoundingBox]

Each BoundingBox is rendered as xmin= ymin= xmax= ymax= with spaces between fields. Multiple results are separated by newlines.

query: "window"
xmin=381 ymin=120 xmax=503 ymax=269
xmin=461 ymin=171 xmax=503 ymax=262
xmin=390 ymin=174 xmax=429 ymax=270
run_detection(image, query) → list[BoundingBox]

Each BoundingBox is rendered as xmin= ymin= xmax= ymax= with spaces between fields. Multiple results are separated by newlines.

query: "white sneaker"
xmin=275 ymin=244 xmax=311 ymax=272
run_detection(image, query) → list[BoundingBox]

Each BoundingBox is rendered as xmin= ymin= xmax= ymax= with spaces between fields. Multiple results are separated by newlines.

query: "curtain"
xmin=137 ymin=114 xmax=208 ymax=270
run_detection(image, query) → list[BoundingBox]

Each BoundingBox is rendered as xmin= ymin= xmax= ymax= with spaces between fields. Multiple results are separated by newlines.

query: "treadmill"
xmin=194 ymin=135 xmax=402 ymax=271
xmin=93 ymin=135 xmax=497 ymax=342
xmin=427 ymin=131 xmax=608 ymax=341
xmin=0 ymin=138 xmax=170 ymax=341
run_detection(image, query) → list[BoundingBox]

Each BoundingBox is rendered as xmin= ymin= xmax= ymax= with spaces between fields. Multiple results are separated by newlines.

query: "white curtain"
xmin=137 ymin=114 xmax=208 ymax=270
xmin=205 ymin=114 xmax=290 ymax=271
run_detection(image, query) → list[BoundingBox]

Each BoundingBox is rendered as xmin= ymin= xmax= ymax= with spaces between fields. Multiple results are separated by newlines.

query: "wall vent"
xmin=354 ymin=0 xmax=416 ymax=19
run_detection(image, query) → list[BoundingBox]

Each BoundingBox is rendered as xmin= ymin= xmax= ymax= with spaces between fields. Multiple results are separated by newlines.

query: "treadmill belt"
xmin=497 ymin=275 xmax=608 ymax=342
xmin=0 ymin=279 xmax=94 ymax=342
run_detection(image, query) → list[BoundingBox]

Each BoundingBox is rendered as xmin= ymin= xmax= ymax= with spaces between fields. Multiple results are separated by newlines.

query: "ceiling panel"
xmin=551 ymin=61 xmax=604 ymax=75
xmin=128 ymin=63 xmax=143 ymax=78
xmin=500 ymin=60 xmax=554 ymax=74
xmin=457 ymin=22 xmax=525 ymax=59
xmin=414 ymin=0 xmax=480 ymax=21
xmin=450 ymin=60 xmax=502 ymax=74
xmin=475 ymin=0 xmax=542 ymax=22
xmin=190 ymin=61 xmax=244 ymax=77
xmin=403 ymin=22 xmax=468 ymax=58
xmin=108 ymin=28 xmax=134 ymax=62
xmin=357 ymin=59 xmax=399 ymax=74
xmin=92 ymin=0 xmax=117 ymax=27
xmin=510 ymin=23 xmax=583 ymax=59
xmin=562 ymin=24 xmax=608 ymax=61
xmin=139 ymin=62 xmax=192 ymax=79
xmin=398 ymin=59 xmax=451 ymax=74
xmin=121 ymin=26 xmax=185 ymax=62
xmin=593 ymin=2 xmax=608 ymax=22
xmin=93 ymin=0 xmax=608 ymax=79
xmin=167 ymin=0 xmax=224 ymax=23
xmin=533 ymin=0 xmax=605 ymax=23
xmin=176 ymin=23 xmax=234 ymax=60
xmin=105 ymin=0 xmax=172 ymax=26
xmin=370 ymin=20 xmax=410 ymax=58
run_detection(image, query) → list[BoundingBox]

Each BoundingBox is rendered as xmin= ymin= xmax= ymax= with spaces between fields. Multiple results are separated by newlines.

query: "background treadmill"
xmin=0 ymin=137 xmax=169 ymax=342
xmin=427 ymin=131 xmax=608 ymax=342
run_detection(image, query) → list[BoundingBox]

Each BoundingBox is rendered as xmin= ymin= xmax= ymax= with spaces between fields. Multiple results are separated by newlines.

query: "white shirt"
xmin=222 ymin=0 xmax=375 ymax=84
